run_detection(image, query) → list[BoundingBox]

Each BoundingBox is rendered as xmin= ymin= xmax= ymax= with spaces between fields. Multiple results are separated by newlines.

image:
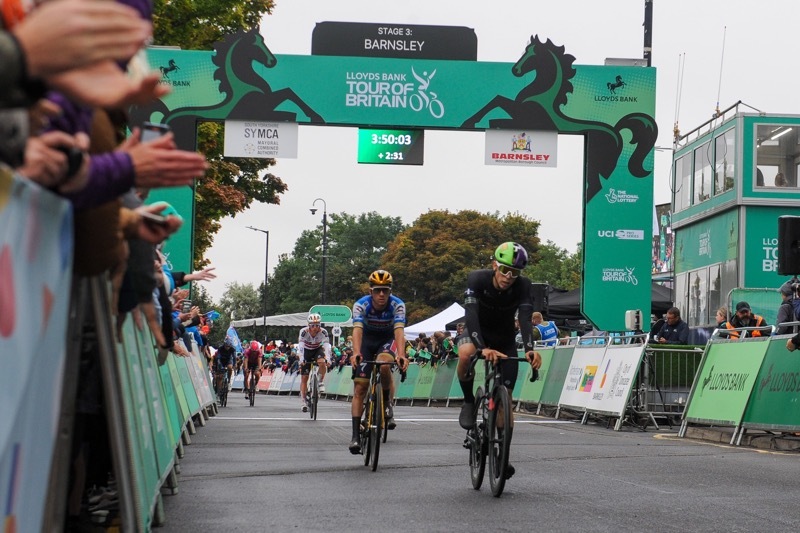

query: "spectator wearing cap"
xmin=776 ymin=281 xmax=799 ymax=335
xmin=725 ymin=301 xmax=769 ymax=338
xmin=654 ymin=307 xmax=689 ymax=344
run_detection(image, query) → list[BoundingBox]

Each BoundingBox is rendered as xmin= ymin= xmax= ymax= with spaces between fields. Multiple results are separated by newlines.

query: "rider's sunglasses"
xmin=496 ymin=264 xmax=521 ymax=278
xmin=371 ymin=287 xmax=390 ymax=294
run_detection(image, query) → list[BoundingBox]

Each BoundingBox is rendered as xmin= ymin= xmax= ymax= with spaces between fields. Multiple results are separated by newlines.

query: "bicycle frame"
xmin=358 ymin=360 xmax=397 ymax=472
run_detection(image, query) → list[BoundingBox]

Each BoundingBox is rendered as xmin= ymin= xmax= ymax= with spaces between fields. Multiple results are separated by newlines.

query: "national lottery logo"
xmin=605 ymin=188 xmax=639 ymax=204
xmin=344 ymin=66 xmax=445 ymax=118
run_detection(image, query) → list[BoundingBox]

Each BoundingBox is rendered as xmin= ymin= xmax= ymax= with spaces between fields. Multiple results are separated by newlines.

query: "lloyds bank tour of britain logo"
xmin=345 ymin=66 xmax=445 ymax=118
xmin=601 ymin=267 xmax=638 ymax=285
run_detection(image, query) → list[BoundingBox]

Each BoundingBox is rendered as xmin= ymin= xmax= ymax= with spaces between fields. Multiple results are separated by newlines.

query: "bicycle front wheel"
xmin=310 ymin=373 xmax=319 ymax=420
xmin=488 ymin=385 xmax=512 ymax=497
xmin=469 ymin=386 xmax=487 ymax=490
xmin=370 ymin=385 xmax=383 ymax=471
xmin=249 ymin=376 xmax=256 ymax=407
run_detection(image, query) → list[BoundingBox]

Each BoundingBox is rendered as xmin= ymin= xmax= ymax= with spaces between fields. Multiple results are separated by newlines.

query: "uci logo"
xmin=598 ymin=230 xmax=615 ymax=237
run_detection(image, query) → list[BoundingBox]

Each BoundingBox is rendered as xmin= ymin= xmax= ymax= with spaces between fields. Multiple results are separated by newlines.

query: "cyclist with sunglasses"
xmin=348 ymin=269 xmax=409 ymax=454
xmin=456 ymin=242 xmax=542 ymax=478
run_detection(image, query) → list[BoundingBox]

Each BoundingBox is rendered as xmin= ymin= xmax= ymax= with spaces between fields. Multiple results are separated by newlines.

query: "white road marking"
xmin=213 ymin=416 xmax=576 ymax=424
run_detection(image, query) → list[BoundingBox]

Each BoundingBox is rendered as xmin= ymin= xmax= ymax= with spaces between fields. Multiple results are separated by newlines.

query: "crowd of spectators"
xmin=1 ymin=0 xmax=216 ymax=528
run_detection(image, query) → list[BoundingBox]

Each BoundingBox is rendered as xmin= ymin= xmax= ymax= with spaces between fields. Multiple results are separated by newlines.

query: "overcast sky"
xmin=200 ymin=0 xmax=795 ymax=300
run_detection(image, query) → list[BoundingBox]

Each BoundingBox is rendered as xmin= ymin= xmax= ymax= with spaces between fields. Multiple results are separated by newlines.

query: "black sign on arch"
xmin=311 ymin=21 xmax=477 ymax=61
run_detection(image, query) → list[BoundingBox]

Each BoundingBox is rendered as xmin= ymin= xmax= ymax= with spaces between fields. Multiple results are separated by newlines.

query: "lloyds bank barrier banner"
xmin=139 ymin=29 xmax=657 ymax=330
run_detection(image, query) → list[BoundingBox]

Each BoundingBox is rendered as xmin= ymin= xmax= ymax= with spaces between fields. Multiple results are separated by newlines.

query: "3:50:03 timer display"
xmin=371 ymin=133 xmax=413 ymax=145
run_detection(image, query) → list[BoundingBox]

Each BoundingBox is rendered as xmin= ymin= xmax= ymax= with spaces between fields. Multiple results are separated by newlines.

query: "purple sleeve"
xmin=62 ymin=151 xmax=136 ymax=210
xmin=44 ymin=92 xmax=137 ymax=210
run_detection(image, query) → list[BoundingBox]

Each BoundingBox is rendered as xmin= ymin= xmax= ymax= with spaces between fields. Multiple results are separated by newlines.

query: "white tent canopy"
xmin=230 ymin=312 xmax=353 ymax=328
xmin=404 ymin=302 xmax=465 ymax=340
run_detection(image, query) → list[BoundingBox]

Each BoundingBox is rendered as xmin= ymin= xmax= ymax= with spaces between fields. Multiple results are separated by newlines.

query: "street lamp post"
xmin=246 ymin=226 xmax=269 ymax=343
xmin=310 ymin=198 xmax=327 ymax=304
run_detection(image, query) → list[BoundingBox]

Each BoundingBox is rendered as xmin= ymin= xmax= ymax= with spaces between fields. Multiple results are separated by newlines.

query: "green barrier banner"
xmin=558 ymin=346 xmax=607 ymax=410
xmin=118 ymin=330 xmax=158 ymax=530
xmin=584 ymin=344 xmax=645 ymax=417
xmin=133 ymin=324 xmax=176 ymax=482
xmin=741 ymin=337 xmax=800 ymax=431
xmin=324 ymin=369 xmax=341 ymax=395
xmin=175 ymin=354 xmax=201 ymax=415
xmin=516 ymin=348 xmax=555 ymax=403
xmin=684 ymin=340 xmax=769 ymax=426
xmin=430 ymin=360 xmax=457 ymax=399
xmin=539 ymin=347 xmax=575 ymax=406
xmin=159 ymin=362 xmax=183 ymax=445
xmin=396 ymin=364 xmax=419 ymax=399
xmin=412 ymin=365 xmax=436 ymax=399
xmin=167 ymin=356 xmax=191 ymax=423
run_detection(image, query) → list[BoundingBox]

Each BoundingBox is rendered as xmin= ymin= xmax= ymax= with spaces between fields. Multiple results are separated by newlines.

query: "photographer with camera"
xmin=776 ymin=280 xmax=799 ymax=335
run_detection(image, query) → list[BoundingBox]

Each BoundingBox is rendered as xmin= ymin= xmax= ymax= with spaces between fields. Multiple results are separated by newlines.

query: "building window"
xmin=674 ymin=154 xmax=691 ymax=211
xmin=693 ymin=143 xmax=712 ymax=204
xmin=755 ymin=125 xmax=800 ymax=188
xmin=714 ymin=130 xmax=735 ymax=194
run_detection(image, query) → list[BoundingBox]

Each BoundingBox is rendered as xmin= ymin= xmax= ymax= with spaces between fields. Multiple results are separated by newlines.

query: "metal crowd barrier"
xmin=628 ymin=344 xmax=705 ymax=428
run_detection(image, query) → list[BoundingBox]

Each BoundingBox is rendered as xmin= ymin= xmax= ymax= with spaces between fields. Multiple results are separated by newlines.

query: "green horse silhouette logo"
xmin=461 ymin=35 xmax=657 ymax=202
xmin=131 ymin=29 xmax=324 ymax=149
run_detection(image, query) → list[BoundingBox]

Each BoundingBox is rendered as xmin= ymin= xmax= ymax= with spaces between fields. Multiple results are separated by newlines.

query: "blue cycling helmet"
xmin=223 ymin=337 xmax=233 ymax=347
xmin=494 ymin=242 xmax=528 ymax=269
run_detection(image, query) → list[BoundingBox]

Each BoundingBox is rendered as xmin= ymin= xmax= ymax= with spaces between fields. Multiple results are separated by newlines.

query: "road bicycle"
xmin=214 ymin=368 xmax=230 ymax=408
xmin=246 ymin=368 xmax=258 ymax=407
xmin=358 ymin=359 xmax=405 ymax=471
xmin=463 ymin=350 xmax=537 ymax=497
xmin=307 ymin=362 xmax=322 ymax=420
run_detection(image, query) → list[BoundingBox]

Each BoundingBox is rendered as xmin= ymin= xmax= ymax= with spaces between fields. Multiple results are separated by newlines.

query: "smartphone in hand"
xmin=141 ymin=122 xmax=170 ymax=142
xmin=140 ymin=211 xmax=169 ymax=227
xmin=181 ymin=299 xmax=192 ymax=313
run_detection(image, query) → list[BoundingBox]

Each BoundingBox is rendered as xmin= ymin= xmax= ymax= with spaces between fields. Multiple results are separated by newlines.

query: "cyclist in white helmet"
xmin=297 ymin=313 xmax=331 ymax=412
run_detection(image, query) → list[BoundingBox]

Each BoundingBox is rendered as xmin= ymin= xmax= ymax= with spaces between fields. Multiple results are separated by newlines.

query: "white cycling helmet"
xmin=308 ymin=313 xmax=322 ymax=325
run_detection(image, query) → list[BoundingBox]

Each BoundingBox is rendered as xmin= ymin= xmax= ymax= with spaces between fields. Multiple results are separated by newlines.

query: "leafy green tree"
xmin=152 ymin=1 xmax=286 ymax=266
xmin=267 ymin=212 xmax=406 ymax=313
xmin=527 ymin=241 xmax=582 ymax=290
xmin=382 ymin=210 xmax=540 ymax=323
xmin=212 ymin=282 xmax=262 ymax=343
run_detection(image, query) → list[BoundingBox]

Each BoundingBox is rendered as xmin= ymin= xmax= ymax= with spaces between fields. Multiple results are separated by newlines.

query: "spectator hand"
xmin=12 ymin=0 xmax=151 ymax=78
xmin=47 ymin=63 xmax=170 ymax=109
xmin=787 ymin=339 xmax=797 ymax=352
xmin=189 ymin=266 xmax=217 ymax=281
xmin=135 ymin=202 xmax=182 ymax=244
xmin=122 ymin=129 xmax=209 ymax=188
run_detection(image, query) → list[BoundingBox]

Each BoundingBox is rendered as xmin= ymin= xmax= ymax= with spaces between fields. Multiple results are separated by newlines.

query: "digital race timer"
xmin=357 ymin=128 xmax=424 ymax=165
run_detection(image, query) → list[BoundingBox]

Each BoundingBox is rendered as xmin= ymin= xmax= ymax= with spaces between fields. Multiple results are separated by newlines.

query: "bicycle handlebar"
xmin=467 ymin=349 xmax=539 ymax=382
xmin=355 ymin=358 xmax=407 ymax=382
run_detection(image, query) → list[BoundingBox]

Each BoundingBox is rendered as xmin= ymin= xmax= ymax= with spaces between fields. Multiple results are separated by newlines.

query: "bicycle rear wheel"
xmin=488 ymin=385 xmax=512 ymax=497
xmin=369 ymin=385 xmax=383 ymax=471
xmin=310 ymin=373 xmax=319 ymax=420
xmin=469 ymin=386 xmax=487 ymax=490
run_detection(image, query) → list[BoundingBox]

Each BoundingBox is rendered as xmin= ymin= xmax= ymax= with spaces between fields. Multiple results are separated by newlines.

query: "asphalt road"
xmin=161 ymin=393 xmax=800 ymax=532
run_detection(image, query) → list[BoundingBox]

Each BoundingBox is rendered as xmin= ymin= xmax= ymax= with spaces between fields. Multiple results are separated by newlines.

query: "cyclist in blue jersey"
xmin=532 ymin=312 xmax=559 ymax=346
xmin=348 ymin=270 xmax=409 ymax=454
xmin=213 ymin=337 xmax=237 ymax=394
xmin=456 ymin=242 xmax=541 ymax=479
